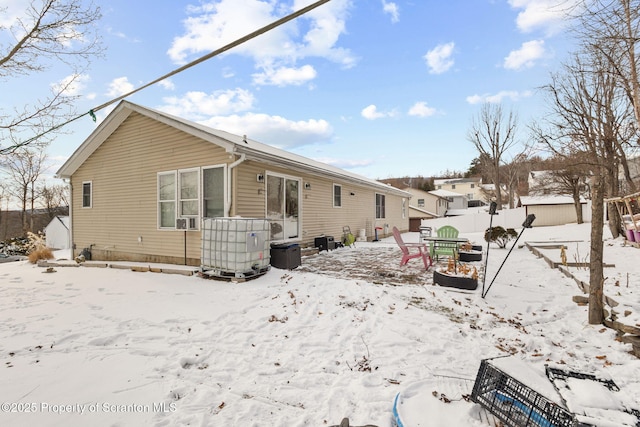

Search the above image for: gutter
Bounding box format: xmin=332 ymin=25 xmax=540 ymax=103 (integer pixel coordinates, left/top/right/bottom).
xmin=225 ymin=152 xmax=246 ymax=217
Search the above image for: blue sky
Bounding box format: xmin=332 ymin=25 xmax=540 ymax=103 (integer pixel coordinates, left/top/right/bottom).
xmin=3 ymin=0 xmax=577 ymax=181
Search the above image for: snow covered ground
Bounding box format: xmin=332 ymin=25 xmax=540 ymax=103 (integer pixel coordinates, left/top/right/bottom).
xmin=0 ymin=222 xmax=639 ymax=426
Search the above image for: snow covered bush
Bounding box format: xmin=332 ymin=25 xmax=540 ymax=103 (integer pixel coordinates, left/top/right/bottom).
xmin=484 ymin=226 xmax=517 ymax=249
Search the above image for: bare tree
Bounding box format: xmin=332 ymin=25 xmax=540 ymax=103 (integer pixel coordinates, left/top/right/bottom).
xmin=533 ymin=50 xmax=631 ymax=324
xmin=467 ymin=103 xmax=519 ymax=210
xmin=0 ymin=0 xmax=103 ymax=154
xmin=3 ymin=148 xmax=47 ymax=233
xmin=501 ymin=149 xmax=533 ymax=209
xmin=576 ymin=0 xmax=640 ymax=124
xmin=39 ymin=183 xmax=69 ymax=220
xmin=528 ymin=154 xmax=592 ymax=224
xmin=575 ymin=0 xmax=640 ymax=196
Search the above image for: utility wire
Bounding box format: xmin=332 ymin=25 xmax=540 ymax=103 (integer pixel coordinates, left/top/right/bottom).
xmin=1 ymin=0 xmax=332 ymax=155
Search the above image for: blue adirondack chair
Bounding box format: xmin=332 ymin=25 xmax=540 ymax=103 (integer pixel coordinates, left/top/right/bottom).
xmin=430 ymin=225 xmax=459 ymax=261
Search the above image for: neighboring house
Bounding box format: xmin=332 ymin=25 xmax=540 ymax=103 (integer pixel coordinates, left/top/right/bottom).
xmin=528 ymin=170 xmax=590 ymax=199
xmin=433 ymin=177 xmax=486 ymax=206
xmin=528 ymin=170 xmax=567 ymax=195
xmin=429 ymin=189 xmax=468 ymax=213
xmin=518 ymin=195 xmax=588 ymax=226
xmin=56 ymin=101 xmax=411 ymax=266
xmin=402 ymin=187 xmax=448 ymax=231
xmin=45 ymin=215 xmax=70 ymax=249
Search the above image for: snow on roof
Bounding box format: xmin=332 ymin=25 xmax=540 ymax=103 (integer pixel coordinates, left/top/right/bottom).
xmin=57 ymin=101 xmax=409 ymax=197
xmin=430 ymin=189 xmax=467 ymax=198
xmin=519 ymin=195 xmax=587 ymax=205
xmin=433 ymin=177 xmax=481 ymax=185
xmin=408 ymin=205 xmax=440 ymax=217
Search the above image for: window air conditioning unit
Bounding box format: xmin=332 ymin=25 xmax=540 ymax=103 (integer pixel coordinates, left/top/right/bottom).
xmin=176 ymin=217 xmax=199 ymax=230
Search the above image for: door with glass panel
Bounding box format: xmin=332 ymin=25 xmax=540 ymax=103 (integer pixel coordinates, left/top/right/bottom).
xmin=266 ymin=174 xmax=300 ymax=240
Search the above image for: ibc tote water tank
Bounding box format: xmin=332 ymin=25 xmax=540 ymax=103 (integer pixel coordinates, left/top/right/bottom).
xmin=201 ymin=217 xmax=271 ymax=279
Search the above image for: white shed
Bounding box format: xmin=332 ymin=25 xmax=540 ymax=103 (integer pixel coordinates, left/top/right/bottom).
xmin=518 ymin=195 xmax=588 ymax=226
xmin=45 ymin=216 xmax=70 ymax=249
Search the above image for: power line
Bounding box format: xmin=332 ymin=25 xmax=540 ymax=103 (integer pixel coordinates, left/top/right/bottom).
xmin=1 ymin=0 xmax=332 ymax=155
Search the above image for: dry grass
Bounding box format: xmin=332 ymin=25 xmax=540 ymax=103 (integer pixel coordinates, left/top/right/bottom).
xmin=25 ymin=231 xmax=54 ymax=264
xmin=27 ymin=247 xmax=54 ymax=264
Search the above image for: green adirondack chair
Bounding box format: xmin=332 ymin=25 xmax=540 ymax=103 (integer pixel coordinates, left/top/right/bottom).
xmin=430 ymin=225 xmax=459 ymax=261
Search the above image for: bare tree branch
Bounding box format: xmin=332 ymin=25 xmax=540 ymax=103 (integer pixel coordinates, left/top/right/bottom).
xmin=0 ymin=0 xmax=103 ymax=153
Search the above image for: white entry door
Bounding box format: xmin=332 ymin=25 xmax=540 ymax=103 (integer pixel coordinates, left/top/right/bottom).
xmin=266 ymin=174 xmax=300 ymax=241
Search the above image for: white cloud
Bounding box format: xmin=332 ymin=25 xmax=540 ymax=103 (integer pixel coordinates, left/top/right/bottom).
xmin=408 ymin=101 xmax=437 ymax=118
xmin=159 ymin=88 xmax=256 ymax=119
xmin=504 ymin=40 xmax=545 ymax=70
xmin=466 ymin=90 xmax=533 ymax=104
xmin=106 ymin=77 xmax=134 ymax=97
xmin=52 ymin=73 xmax=90 ymax=96
xmin=167 ymin=0 xmax=354 ymax=85
xmin=424 ymin=42 xmax=455 ymax=74
xmin=0 ymin=0 xmax=25 ymax=27
xmin=198 ymin=112 xmax=333 ymax=149
xmin=361 ymin=104 xmax=397 ymax=120
xmin=158 ymin=79 xmax=176 ymax=91
xmin=252 ymin=64 xmax=317 ymax=86
xmin=382 ymin=1 xmax=399 ymax=23
xmin=508 ymin=0 xmax=577 ymax=34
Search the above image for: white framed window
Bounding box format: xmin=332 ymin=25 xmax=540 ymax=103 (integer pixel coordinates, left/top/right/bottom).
xmin=375 ymin=193 xmax=386 ymax=219
xmin=158 ymin=171 xmax=177 ymax=229
xmin=402 ymin=198 xmax=406 ymax=219
xmin=82 ymin=181 xmax=92 ymax=208
xmin=179 ymin=168 xmax=199 ymax=218
xmin=202 ymin=166 xmax=225 ymax=218
xmin=158 ymin=166 xmax=226 ymax=230
xmin=333 ymin=184 xmax=342 ymax=207
xmin=418 ymin=198 xmax=425 ymax=207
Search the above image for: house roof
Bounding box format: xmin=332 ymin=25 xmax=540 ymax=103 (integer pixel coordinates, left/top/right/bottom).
xmin=519 ymin=195 xmax=587 ymax=206
xmin=45 ymin=215 xmax=69 ymax=230
xmin=401 ymin=187 xmax=448 ymax=201
xmin=57 ymin=101 xmax=409 ymax=197
xmin=408 ymin=205 xmax=440 ymax=217
xmin=429 ymin=189 xmax=467 ymax=199
xmin=433 ymin=177 xmax=481 ymax=185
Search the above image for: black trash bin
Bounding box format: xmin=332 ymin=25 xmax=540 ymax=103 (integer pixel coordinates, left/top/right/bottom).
xmin=314 ymin=236 xmax=335 ymax=251
xmin=270 ymin=243 xmax=301 ymax=270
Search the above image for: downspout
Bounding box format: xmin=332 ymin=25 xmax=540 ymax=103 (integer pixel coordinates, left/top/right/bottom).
xmin=63 ymin=178 xmax=73 ymax=261
xmin=226 ymin=152 xmax=246 ymax=217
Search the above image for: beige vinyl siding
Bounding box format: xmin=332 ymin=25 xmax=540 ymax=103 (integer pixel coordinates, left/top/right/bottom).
xmin=525 ymin=204 xmax=583 ymax=227
xmin=234 ymin=161 xmax=408 ymax=245
xmin=71 ymin=112 xmax=231 ymax=265
xmin=233 ymin=161 xmax=267 ymax=218
xmin=69 ymin=109 xmax=409 ymax=265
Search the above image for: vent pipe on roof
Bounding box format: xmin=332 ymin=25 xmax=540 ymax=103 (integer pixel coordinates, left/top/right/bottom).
xmin=225 ymin=153 xmax=246 ymax=217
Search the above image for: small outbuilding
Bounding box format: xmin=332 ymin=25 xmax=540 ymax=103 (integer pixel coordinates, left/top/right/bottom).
xmin=44 ymin=215 xmax=70 ymax=249
xmin=518 ymin=195 xmax=588 ymax=227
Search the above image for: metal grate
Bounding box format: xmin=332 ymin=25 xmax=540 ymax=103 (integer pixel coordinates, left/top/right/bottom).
xmin=471 ymin=359 xmax=575 ymax=427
